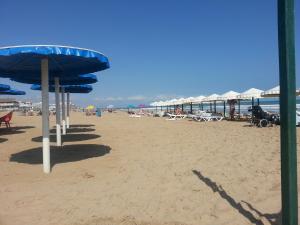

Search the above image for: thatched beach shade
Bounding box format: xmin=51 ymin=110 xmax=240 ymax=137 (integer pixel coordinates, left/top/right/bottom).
xmin=0 ymin=84 xmax=10 ymax=91
xmin=182 ymin=97 xmax=196 ymax=114
xmin=217 ymin=91 xmax=240 ymax=117
xmin=168 ymin=99 xmax=178 ymax=113
xmin=0 ymin=45 xmax=109 ymax=173
xmin=192 ymin=95 xmax=205 ymax=112
xmin=261 ymin=85 xmax=300 ymax=98
xmin=236 ymin=88 xmax=264 ymax=116
xmin=175 ymin=98 xmax=186 ymax=112
xmin=202 ymin=94 xmax=220 ymax=113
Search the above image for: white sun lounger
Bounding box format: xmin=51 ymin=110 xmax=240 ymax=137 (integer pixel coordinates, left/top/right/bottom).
xmin=193 ymin=112 xmax=223 ymax=122
xmin=166 ymin=113 xmax=187 ymax=120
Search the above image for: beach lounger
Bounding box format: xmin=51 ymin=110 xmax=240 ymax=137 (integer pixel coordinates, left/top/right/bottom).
xmin=193 ymin=112 xmax=223 ymax=122
xmin=166 ymin=113 xmax=187 ymax=120
xmin=0 ymin=111 xmax=13 ymax=128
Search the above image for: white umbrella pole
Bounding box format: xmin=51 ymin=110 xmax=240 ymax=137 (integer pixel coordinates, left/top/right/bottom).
xmin=54 ymin=77 xmax=61 ymax=146
xmin=61 ymin=87 xmax=66 ymax=135
xmin=66 ymin=92 xmax=70 ymax=129
xmin=41 ymin=58 xmax=50 ymax=173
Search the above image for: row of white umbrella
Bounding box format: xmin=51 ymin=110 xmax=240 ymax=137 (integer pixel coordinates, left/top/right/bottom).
xmin=150 ymin=86 xmax=290 ymax=107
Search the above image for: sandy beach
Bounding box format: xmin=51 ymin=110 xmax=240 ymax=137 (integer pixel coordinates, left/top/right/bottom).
xmin=0 ymin=111 xmax=299 ymax=225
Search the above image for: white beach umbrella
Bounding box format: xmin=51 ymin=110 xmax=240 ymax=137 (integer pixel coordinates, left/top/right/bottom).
xmin=193 ymin=95 xmax=206 ymax=103
xmin=261 ymin=86 xmax=280 ymax=97
xmin=202 ymin=93 xmax=220 ymax=102
xmin=168 ymin=98 xmax=179 ymax=106
xmin=183 ymin=97 xmax=196 ymax=104
xmin=176 ymin=98 xmax=186 ymax=105
xmin=262 ymin=85 xmax=300 ymax=97
xmin=237 ymin=88 xmax=264 ymax=99
xmin=217 ymin=91 xmax=240 ymax=101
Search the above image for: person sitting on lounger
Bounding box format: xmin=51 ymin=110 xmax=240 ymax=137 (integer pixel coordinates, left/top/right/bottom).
xmin=175 ymin=107 xmax=182 ymax=115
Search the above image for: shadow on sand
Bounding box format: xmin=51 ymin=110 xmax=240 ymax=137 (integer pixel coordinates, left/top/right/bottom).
xmin=192 ymin=170 xmax=281 ymax=225
xmin=10 ymin=144 xmax=111 ymax=168
xmin=69 ymin=124 xmax=95 ymax=128
xmin=50 ymin=127 xmax=95 ymax=134
xmin=0 ymin=126 xmax=35 ymax=135
xmin=31 ymin=133 xmax=101 ymax=143
xmin=0 ymin=137 xmax=8 ymax=143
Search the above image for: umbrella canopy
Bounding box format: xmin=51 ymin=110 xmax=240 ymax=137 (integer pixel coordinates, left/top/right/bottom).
xmin=193 ymin=95 xmax=206 ymax=103
xmin=172 ymin=98 xmax=185 ymax=105
xmin=31 ymin=84 xmax=93 ymax=93
xmin=127 ymin=104 xmax=135 ymax=108
xmin=0 ymin=83 xmax=10 ymax=91
xmin=0 ymin=45 xmax=110 ymax=174
xmin=182 ymin=97 xmax=196 ymax=104
xmin=261 ymin=86 xmax=280 ymax=97
xmin=0 ymin=89 xmax=26 ymax=95
xmin=0 ymin=45 xmax=109 ymax=78
xmin=86 ymin=105 xmax=95 ymax=110
xmin=10 ymin=73 xmax=98 ymax=85
xmin=168 ymin=99 xmax=178 ymax=106
xmin=236 ymin=88 xmax=264 ymax=99
xmin=217 ymin=91 xmax=240 ymax=101
xmin=202 ymin=94 xmax=220 ymax=102
xmin=261 ymin=85 xmax=300 ymax=97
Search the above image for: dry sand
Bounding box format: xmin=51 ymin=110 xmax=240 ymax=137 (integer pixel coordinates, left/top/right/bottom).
xmin=0 ymin=111 xmax=299 ymax=225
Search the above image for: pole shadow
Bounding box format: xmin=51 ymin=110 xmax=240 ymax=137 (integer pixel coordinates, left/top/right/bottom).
xmin=50 ymin=127 xmax=95 ymax=134
xmin=0 ymin=137 xmax=8 ymax=143
xmin=69 ymin=124 xmax=95 ymax=128
xmin=31 ymin=134 xmax=101 ymax=143
xmin=192 ymin=170 xmax=281 ymax=225
xmin=10 ymin=144 xmax=111 ymax=168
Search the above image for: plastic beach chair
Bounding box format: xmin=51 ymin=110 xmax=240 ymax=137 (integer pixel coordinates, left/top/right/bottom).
xmin=0 ymin=111 xmax=13 ymax=128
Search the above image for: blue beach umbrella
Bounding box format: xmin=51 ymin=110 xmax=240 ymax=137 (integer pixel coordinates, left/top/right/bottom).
xmin=14 ymin=74 xmax=98 ymax=143
xmin=31 ymin=84 xmax=93 ymax=141
xmin=0 ymin=45 xmax=110 ymax=173
xmin=10 ymin=73 xmax=98 ymax=85
xmin=0 ymin=89 xmax=26 ymax=95
xmin=31 ymin=84 xmax=93 ymax=93
xmin=0 ymin=84 xmax=10 ymax=91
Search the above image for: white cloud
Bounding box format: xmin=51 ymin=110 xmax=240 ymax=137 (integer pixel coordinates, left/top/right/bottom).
xmin=127 ymin=95 xmax=147 ymax=101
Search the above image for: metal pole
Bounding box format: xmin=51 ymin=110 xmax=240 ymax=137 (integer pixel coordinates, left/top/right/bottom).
xmin=223 ymin=101 xmax=226 ymax=117
xmin=54 ymin=77 xmax=61 ymax=146
xmin=41 ymin=58 xmax=50 ymax=173
xmin=278 ymin=0 xmax=298 ymax=224
xmin=182 ymin=104 xmax=184 ymax=112
xmin=238 ymin=99 xmax=241 ymax=117
xmin=61 ymin=87 xmax=66 ymax=135
xmin=66 ymin=92 xmax=70 ymax=128
xmin=210 ymin=102 xmax=212 ymax=112
xmin=257 ymin=98 xmax=260 ymax=105
xmin=251 ymin=97 xmax=254 ymax=121
xmin=214 ymin=101 xmax=216 ymax=113
xmin=201 ymin=102 xmax=203 ymax=111
xmin=190 ymin=102 xmax=193 ymax=114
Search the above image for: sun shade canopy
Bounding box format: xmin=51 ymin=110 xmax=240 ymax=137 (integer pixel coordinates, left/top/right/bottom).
xmin=0 ymin=89 xmax=26 ymax=95
xmin=0 ymin=83 xmax=10 ymax=91
xmin=0 ymin=45 xmax=110 ymax=79
xmin=10 ymin=73 xmax=98 ymax=85
xmin=31 ymin=84 xmax=93 ymax=93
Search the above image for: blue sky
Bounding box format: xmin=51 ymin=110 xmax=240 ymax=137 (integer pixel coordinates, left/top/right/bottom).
xmin=0 ymin=0 xmax=299 ymax=107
